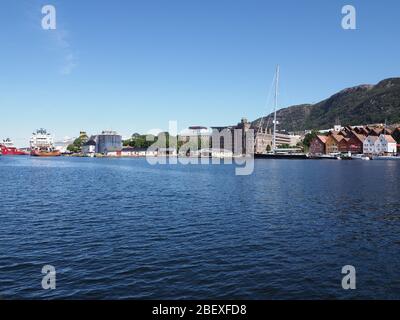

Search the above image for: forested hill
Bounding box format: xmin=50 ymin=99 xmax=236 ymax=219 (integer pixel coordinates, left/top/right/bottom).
xmin=252 ymin=78 xmax=400 ymax=132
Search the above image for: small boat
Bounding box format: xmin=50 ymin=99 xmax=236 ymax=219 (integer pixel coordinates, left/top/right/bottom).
xmin=308 ymin=154 xmax=341 ymax=160
xmin=352 ymin=154 xmax=370 ymax=161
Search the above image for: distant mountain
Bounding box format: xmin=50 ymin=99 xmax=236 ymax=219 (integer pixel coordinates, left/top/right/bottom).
xmin=252 ymin=78 xmax=400 ymax=132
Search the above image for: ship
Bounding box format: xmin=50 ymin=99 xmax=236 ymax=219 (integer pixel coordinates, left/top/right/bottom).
xmin=30 ymin=129 xmax=61 ymax=157
xmin=0 ymin=138 xmax=28 ymax=156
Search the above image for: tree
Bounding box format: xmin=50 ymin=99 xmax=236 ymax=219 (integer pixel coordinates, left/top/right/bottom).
xmin=67 ymin=144 xmax=79 ymax=153
xmin=65 ymin=137 xmax=85 ymax=154
xmin=302 ymin=130 xmax=319 ymax=148
xmin=123 ymin=134 xmax=158 ymax=149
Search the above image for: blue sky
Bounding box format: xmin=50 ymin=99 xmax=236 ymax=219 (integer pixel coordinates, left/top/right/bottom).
xmin=1 ymin=0 xmax=400 ymax=146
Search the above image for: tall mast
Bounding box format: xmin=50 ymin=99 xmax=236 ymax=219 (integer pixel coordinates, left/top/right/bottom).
xmin=272 ymin=65 xmax=279 ymax=152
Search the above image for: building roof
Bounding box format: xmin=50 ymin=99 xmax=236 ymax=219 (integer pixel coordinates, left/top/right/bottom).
xmin=189 ymin=126 xmax=208 ymax=130
xmin=365 ymin=135 xmax=379 ymax=142
xmin=330 ymin=134 xmax=344 ymax=143
xmin=381 ymin=134 xmax=396 ymax=143
xmin=122 ymin=147 xmax=147 ymax=152
xmin=316 ymin=135 xmax=327 ymax=143
xmin=353 ymin=133 xmax=367 ymax=143
xmin=83 ymin=140 xmax=96 ymax=146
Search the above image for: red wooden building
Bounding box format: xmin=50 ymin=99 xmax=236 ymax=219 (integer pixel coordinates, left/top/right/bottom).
xmin=309 ymin=135 xmax=327 ymax=155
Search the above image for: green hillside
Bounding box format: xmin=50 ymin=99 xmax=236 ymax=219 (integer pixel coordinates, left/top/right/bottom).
xmin=252 ymin=78 xmax=400 ymax=132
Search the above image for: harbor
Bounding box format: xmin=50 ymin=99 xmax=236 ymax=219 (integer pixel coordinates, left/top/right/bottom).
xmin=2 ymin=67 xmax=400 ymax=162
xmin=2 ymin=122 xmax=400 ymax=161
xmin=3 ymin=0 xmax=400 ymax=304
xmin=1 ymin=154 xmax=400 ymax=299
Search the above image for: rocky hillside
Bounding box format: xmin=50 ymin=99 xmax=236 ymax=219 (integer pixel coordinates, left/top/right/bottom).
xmin=252 ymin=78 xmax=400 ymax=132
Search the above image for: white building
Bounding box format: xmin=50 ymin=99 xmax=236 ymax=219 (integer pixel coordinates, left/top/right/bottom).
xmin=363 ymin=136 xmax=379 ymax=155
xmin=82 ymin=140 xmax=96 ymax=155
xmin=375 ymin=134 xmax=397 ymax=154
xmin=120 ymin=147 xmax=156 ymax=157
xmin=54 ymin=136 xmax=75 ymax=154
xmin=157 ymin=148 xmax=177 ymax=157
xmin=363 ymin=134 xmax=397 ymax=155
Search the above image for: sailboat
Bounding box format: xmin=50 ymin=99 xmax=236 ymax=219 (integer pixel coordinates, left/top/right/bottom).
xmin=255 ymin=66 xmax=308 ymax=159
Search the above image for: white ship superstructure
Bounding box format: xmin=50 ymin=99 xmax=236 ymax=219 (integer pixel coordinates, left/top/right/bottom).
xmin=30 ymin=128 xmax=55 ymax=151
xmin=2 ymin=138 xmax=15 ymax=148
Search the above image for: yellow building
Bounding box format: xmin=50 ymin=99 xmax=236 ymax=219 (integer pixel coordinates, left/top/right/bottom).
xmin=325 ymin=134 xmax=343 ymax=154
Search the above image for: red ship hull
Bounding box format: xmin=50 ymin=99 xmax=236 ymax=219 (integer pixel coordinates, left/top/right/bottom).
xmin=0 ymin=146 xmax=28 ymax=156
xmin=30 ymin=150 xmax=61 ymax=157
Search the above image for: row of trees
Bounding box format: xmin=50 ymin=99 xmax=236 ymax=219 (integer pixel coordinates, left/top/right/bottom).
xmin=123 ymin=133 xmax=202 ymax=150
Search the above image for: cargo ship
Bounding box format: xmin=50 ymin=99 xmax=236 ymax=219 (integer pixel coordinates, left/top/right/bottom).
xmin=30 ymin=128 xmax=61 ymax=157
xmin=0 ymin=138 xmax=28 ymax=155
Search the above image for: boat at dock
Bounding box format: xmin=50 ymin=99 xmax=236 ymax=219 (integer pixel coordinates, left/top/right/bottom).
xmin=351 ymin=154 xmax=371 ymax=161
xmin=254 ymin=66 xmax=309 ymax=160
xmin=255 ymin=153 xmax=308 ymax=159
xmin=31 ymin=149 xmax=61 ymax=157
xmin=308 ymin=154 xmax=340 ymax=160
xmin=0 ymin=138 xmax=28 ymax=156
xmin=371 ymin=155 xmax=400 ymax=160
xmin=30 ymin=128 xmax=61 ymax=157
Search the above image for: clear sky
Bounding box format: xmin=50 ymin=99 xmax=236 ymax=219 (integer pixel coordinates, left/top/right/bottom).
xmin=1 ymin=0 xmax=400 ymax=146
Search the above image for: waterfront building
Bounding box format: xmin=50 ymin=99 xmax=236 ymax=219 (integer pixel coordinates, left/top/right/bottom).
xmin=214 ymin=117 xmax=301 ymax=155
xmin=120 ymin=147 xmax=155 ymax=157
xmin=375 ymin=134 xmax=397 ymax=155
xmin=82 ymin=139 xmax=96 ymax=155
xmin=309 ymin=135 xmax=327 ymax=155
xmin=179 ymin=126 xmax=211 ymax=151
xmin=346 ymin=133 xmax=366 ymax=154
xmin=91 ymin=131 xmax=122 ymax=154
xmin=363 ymin=136 xmax=379 ymax=155
xmin=211 ymin=118 xmax=252 ymax=155
xmin=121 ymin=147 xmax=141 ymax=157
xmin=325 ymin=134 xmax=343 ymax=154
xmin=255 ymin=126 xmax=302 ymax=153
xmin=310 ymin=129 xmax=366 ymax=155
xmin=338 ymin=137 xmax=350 ymax=153
xmin=310 ymin=125 xmax=397 ymax=155
xmin=157 ymin=147 xmax=177 ymax=157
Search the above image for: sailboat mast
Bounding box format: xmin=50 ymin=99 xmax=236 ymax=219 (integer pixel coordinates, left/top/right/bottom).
xmin=272 ymin=65 xmax=279 ymax=152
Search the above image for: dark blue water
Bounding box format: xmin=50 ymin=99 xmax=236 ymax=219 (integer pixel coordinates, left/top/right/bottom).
xmin=1 ymin=156 xmax=400 ymax=299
